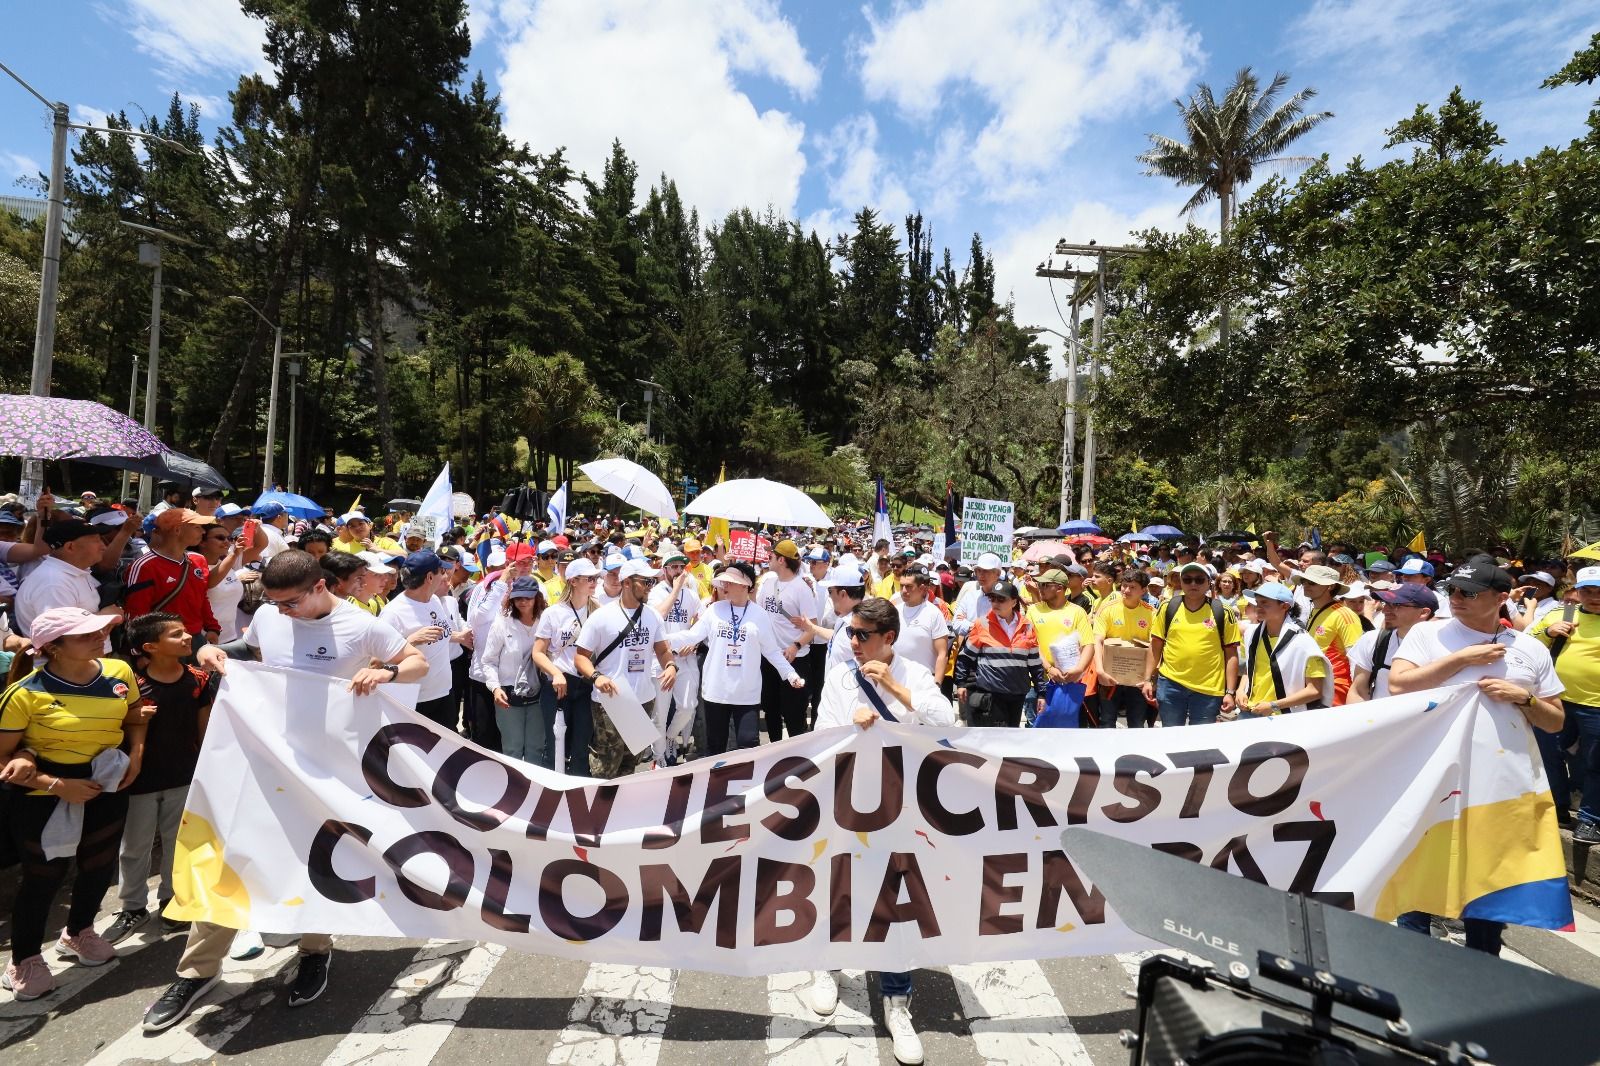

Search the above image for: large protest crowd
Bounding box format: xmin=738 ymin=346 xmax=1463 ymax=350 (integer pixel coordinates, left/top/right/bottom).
xmin=0 ymin=482 xmax=1595 ymax=1064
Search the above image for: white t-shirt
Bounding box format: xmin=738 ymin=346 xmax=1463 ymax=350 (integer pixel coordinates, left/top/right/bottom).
xmin=379 ymin=594 xmax=456 ymax=702
xmin=648 ymin=582 xmax=702 ymax=635
xmin=245 ymin=599 xmax=409 ymax=681
xmin=1349 ymin=626 xmax=1416 ymax=701
xmin=896 ymin=599 xmax=951 ymax=675
xmin=14 ymin=554 xmax=101 ymax=636
xmin=577 ymin=601 xmax=665 ymax=703
xmin=207 ymin=567 xmax=245 ymax=643
xmin=669 ymin=600 xmax=796 ymax=705
xmin=756 ymin=570 xmax=814 ymax=658
xmin=810 ymin=577 xmax=830 ymax=646
xmin=261 ymin=522 xmax=291 ymax=562
xmin=1395 ymin=619 xmax=1563 ymax=699
xmin=535 ymin=600 xmax=592 ymax=676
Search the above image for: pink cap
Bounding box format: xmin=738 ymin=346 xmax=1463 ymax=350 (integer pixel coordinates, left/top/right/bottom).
xmin=27 ymin=607 xmax=114 ymax=650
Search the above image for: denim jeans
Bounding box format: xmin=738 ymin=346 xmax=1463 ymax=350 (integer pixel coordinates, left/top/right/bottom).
xmin=496 ymin=699 xmax=541 ymax=763
xmin=879 ymin=970 xmax=912 ymax=997
xmin=1553 ymin=702 xmax=1600 ymax=826
xmin=1396 ymin=911 xmax=1503 ymax=956
xmin=1156 ymin=676 xmax=1222 ymax=727
xmin=1099 ymin=685 xmax=1147 ymax=728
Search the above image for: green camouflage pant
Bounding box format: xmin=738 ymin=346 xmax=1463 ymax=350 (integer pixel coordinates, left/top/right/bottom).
xmin=590 ymin=699 xmax=642 ymax=779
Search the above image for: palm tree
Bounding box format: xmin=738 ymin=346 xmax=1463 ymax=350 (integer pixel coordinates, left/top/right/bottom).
xmin=1139 ymin=68 xmax=1331 ymax=525
xmin=1139 ymin=68 xmax=1332 ymax=245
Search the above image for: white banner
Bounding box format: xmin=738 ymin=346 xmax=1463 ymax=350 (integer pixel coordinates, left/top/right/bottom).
xmin=959 ymin=497 xmax=1014 ymax=565
xmin=169 ymin=665 xmax=1570 ymax=976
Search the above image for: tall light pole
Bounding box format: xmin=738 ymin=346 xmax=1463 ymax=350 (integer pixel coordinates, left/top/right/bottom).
xmin=635 ymin=378 xmax=668 ymax=443
xmin=123 ymin=222 xmax=195 ymax=511
xmin=228 ymin=296 xmax=282 ymax=492
xmin=1 ymin=60 xmax=194 ymax=500
xmin=120 ymin=351 xmax=140 ymax=501
xmin=1025 ymin=322 xmax=1084 ymax=527
xmin=286 ymin=360 xmax=301 ymax=494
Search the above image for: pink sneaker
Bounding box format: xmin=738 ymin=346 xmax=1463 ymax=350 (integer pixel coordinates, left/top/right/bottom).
xmin=2 ymin=955 xmax=55 ymax=1000
xmin=57 ymin=927 xmax=116 ymax=966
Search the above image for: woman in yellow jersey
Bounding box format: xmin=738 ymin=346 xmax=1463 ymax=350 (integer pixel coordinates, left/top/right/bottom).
xmin=0 ymin=608 xmax=149 ymax=999
xmin=1230 ymin=582 xmax=1333 ymax=718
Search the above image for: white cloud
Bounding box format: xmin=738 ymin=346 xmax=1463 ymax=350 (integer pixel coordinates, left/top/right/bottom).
xmin=859 ymin=0 xmax=1202 ymax=203
xmin=1 ymin=152 xmax=44 ymax=189
xmin=813 ymin=114 xmax=912 ymax=226
xmin=120 ymin=0 xmax=270 ymax=80
xmin=495 ymin=0 xmax=818 ymax=222
xmin=72 ymin=104 xmax=113 ymax=130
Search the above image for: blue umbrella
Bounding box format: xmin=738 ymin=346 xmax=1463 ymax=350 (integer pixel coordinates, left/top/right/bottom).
xmin=1119 ymin=532 xmax=1157 ymax=544
xmin=252 ymin=489 xmax=324 ymax=520
xmin=1140 ymin=524 xmax=1186 ymax=540
xmin=1058 ymin=519 xmax=1103 ymax=536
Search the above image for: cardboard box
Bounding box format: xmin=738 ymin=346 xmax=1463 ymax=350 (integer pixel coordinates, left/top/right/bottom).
xmin=1101 ymin=639 xmax=1151 ymax=687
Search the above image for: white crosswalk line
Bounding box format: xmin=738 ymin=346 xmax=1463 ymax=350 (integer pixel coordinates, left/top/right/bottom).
xmin=80 ymin=944 xmax=297 ymax=1066
xmin=548 ymin=963 xmax=676 ymax=1066
xmin=765 ymin=970 xmax=879 ymax=1065
xmin=948 ymin=961 xmax=1096 ymax=1066
xmin=318 ymin=939 xmax=505 ymax=1066
xmin=0 ymin=923 xmax=170 ymax=1044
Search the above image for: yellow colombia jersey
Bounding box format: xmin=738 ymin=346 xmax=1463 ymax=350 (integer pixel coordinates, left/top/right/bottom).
xmin=1026 ymin=602 xmax=1093 ymax=672
xmin=872 ymin=572 xmax=898 ymax=600
xmin=1151 ymin=599 xmax=1241 ymax=697
xmin=1246 ymin=631 xmax=1327 ymax=704
xmin=1096 ymin=598 xmax=1155 ymax=643
xmin=330 ymin=538 xmax=365 ymax=554
xmin=0 ymin=659 xmax=141 ymax=790
xmin=1532 ymin=607 xmax=1600 ymax=707
xmin=537 ymin=570 xmax=566 ymax=604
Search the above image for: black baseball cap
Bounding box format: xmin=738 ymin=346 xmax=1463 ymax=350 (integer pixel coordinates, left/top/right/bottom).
xmin=44 ymin=518 xmax=100 ymax=547
xmin=1446 ymin=562 xmax=1514 ymax=595
xmin=990 ymin=579 xmax=1021 ymax=601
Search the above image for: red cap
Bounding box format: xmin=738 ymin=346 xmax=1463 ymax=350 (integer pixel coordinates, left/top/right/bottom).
xmin=506 ymin=543 xmax=537 ymax=562
xmin=552 ymin=534 xmax=570 ymax=549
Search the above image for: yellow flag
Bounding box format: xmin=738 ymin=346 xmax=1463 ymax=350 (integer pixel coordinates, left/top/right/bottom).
xmin=1130 ymin=519 xmax=1138 ymax=534
xmin=1408 ymin=530 xmax=1427 ymax=554
xmin=349 ymin=493 xmax=362 ymax=514
xmin=1246 ymin=522 xmax=1257 ymax=534
xmin=707 ymin=464 xmax=730 ymax=549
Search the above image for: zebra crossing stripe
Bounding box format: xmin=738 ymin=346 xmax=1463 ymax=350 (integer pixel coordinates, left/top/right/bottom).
xmin=80 ymin=944 xmax=297 ymax=1066
xmin=548 ymin=964 xmax=677 ymax=1066
xmin=948 ymin=960 xmax=1097 ymax=1065
xmin=319 ymin=939 xmax=505 ymax=1066
xmin=765 ymin=970 xmax=879 ymax=1065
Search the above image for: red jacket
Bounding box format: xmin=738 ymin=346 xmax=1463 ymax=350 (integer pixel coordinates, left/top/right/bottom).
xmin=124 ymin=550 xmax=220 ymax=636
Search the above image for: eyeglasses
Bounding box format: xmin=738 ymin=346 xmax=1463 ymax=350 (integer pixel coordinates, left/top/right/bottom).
xmin=1180 ymin=575 xmax=1209 ymax=585
xmin=845 ymin=626 xmax=881 ymax=642
xmin=265 ymin=581 xmax=322 ymax=611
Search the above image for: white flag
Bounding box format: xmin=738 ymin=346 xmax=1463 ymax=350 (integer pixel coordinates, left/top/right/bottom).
xmin=415 ymin=463 xmax=452 ymax=547
xmin=547 ymin=481 xmax=568 ymax=533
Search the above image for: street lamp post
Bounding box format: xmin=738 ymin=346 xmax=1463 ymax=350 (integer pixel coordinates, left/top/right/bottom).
xmin=120 ymin=351 xmax=140 ymax=501
xmin=635 ymin=378 xmax=667 ymax=442
xmin=286 ymin=360 xmax=301 ymax=494
xmin=227 ymin=295 xmax=309 ymax=494
xmin=1027 ymin=325 xmax=1078 ymax=526
xmin=1 ymin=60 xmax=195 ymax=501
xmin=123 ymin=222 xmax=196 ymax=511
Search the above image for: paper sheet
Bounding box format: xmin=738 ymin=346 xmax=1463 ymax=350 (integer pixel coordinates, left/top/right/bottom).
xmin=1050 ymin=635 xmax=1080 ymax=671
xmin=594 ymin=683 xmax=665 ymax=755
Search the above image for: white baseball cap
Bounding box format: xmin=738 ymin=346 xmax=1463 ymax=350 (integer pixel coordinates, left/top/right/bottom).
xmin=357 ymin=551 xmax=394 ymax=575
xmin=564 ymin=558 xmax=600 ymax=580
xmin=620 ymin=559 xmax=660 ymax=580
xmin=822 ymin=564 xmax=868 ymax=588
xmin=974 ymin=552 xmax=1003 ymax=570
xmin=1576 ymin=566 xmax=1600 ymax=590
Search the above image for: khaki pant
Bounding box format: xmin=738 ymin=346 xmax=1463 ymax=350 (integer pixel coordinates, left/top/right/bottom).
xmin=176 ymin=922 xmax=332 ymax=979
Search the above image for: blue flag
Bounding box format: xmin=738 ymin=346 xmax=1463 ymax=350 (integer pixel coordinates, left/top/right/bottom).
xmin=873 ymin=477 xmax=892 ymax=548
xmin=547 ymin=482 xmax=568 ymax=533
xmin=1310 ymin=527 xmax=1323 ymax=551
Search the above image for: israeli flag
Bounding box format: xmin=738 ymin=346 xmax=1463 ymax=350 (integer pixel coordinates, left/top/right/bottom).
xmin=547 ymin=481 xmax=568 ymax=533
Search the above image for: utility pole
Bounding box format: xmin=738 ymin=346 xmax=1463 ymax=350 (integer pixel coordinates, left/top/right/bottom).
xmin=123 ymin=222 xmax=197 ymax=511
xmin=286 ymin=360 xmax=301 ymax=494
xmin=1030 ymin=270 xmax=1094 ymax=527
xmin=635 ymin=378 xmax=667 ymax=443
xmin=1036 ymin=242 xmax=1145 ymax=525
xmin=120 ymin=352 xmax=140 ymax=501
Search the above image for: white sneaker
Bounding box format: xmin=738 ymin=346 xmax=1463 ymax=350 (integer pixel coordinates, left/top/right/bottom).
xmin=230 ymin=930 xmax=265 ymax=961
xmin=884 ymin=994 xmax=924 ymax=1064
xmin=807 ymin=969 xmax=838 ymax=1015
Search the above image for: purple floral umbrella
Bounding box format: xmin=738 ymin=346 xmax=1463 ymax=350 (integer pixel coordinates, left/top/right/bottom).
xmin=0 ymin=395 xmax=169 ymax=460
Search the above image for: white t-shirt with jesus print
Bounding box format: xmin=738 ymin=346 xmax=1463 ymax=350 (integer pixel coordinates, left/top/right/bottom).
xmin=577 ymin=601 xmax=666 ymax=704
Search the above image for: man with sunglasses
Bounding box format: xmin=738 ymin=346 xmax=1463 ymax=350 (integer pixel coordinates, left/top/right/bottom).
xmin=144 ymin=550 xmax=426 ymax=1032
xmin=806 ymin=596 xmax=952 ymax=1064
xmin=1348 ymin=584 xmax=1437 ymax=702
xmin=1141 ymin=562 xmax=1240 ymax=726
xmin=577 ymin=559 xmax=678 ymax=778
xmin=1389 ymin=557 xmax=1563 ymax=956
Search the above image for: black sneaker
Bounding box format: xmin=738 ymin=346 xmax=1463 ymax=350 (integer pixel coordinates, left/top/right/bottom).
xmin=156 ymin=901 xmax=186 ymax=934
xmin=101 ymin=908 xmax=149 ymax=945
xmin=142 ymin=975 xmax=220 ymax=1032
xmin=287 ymin=953 xmax=331 ymax=1007
xmin=1574 ymin=821 xmax=1600 ymax=845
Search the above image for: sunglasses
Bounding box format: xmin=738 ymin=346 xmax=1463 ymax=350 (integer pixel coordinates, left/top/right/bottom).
xmin=1180 ymin=575 xmax=1209 ymax=585
xmin=1448 ymin=586 xmax=1483 ymax=600
xmin=845 ymin=626 xmax=881 ymax=642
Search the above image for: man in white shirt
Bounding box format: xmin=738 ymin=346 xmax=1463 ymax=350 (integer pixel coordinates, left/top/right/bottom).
xmin=756 ymin=540 xmax=816 ymax=743
xmin=805 ymin=596 xmax=952 ymax=1065
xmin=952 ymin=551 xmax=1004 ymax=637
xmin=895 ymin=566 xmax=950 ymax=675
xmin=576 ymin=559 xmax=677 ymax=778
xmin=145 ymin=550 xmax=424 ymax=1032
xmin=1348 ymin=584 xmax=1437 ymax=702
xmin=1390 ymin=557 xmax=1564 ymax=957
xmin=252 ymin=502 xmax=293 ymax=562
xmin=647 ymin=550 xmax=703 ymax=764
xmin=381 ymin=550 xmax=471 ymax=732
xmin=14 ymin=519 xmax=117 ymax=636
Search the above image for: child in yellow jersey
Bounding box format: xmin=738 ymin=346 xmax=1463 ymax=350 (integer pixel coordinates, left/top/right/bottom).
xmin=1095 ymin=571 xmax=1157 ymax=727
xmin=0 ymin=608 xmax=149 ymax=999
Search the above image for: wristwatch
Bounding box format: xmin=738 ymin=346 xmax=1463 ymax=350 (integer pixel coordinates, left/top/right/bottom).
xmin=1523 ymin=692 xmax=1537 ymax=710
xmin=382 ymin=663 xmax=399 ymax=682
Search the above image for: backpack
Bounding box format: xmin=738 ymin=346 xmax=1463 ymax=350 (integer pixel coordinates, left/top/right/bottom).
xmin=1549 ymin=604 xmax=1579 ymax=663
xmin=1157 ymin=596 xmax=1231 ymax=672
xmin=1371 ymin=628 xmax=1395 ymax=686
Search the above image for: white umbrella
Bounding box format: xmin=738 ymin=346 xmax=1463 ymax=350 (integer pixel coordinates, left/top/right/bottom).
xmin=580 ymin=457 xmax=679 ymax=521
xmin=684 ymin=478 xmax=832 ymax=528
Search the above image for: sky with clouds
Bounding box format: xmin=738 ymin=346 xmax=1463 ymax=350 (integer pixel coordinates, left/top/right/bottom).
xmin=3 ymin=0 xmax=1596 ymax=369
